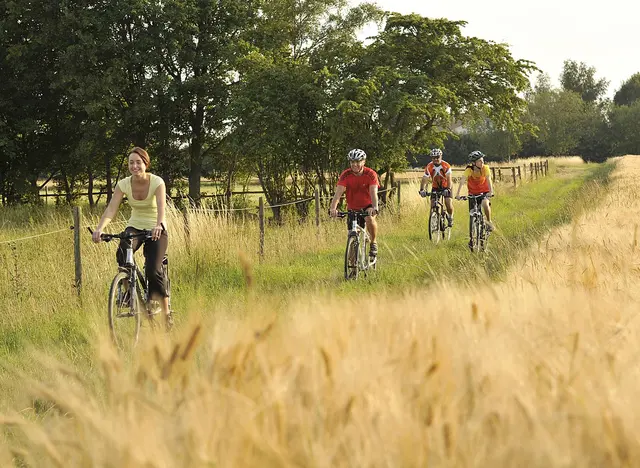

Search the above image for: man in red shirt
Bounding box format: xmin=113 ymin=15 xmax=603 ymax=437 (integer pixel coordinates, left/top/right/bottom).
xmin=329 ymin=148 xmax=380 ymax=258
xmin=419 ymin=148 xmax=454 ymax=227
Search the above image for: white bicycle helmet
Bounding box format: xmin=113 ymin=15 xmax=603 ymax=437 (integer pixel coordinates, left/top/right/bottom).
xmin=347 ymin=148 xmax=367 ymax=161
xmin=430 ymin=148 xmax=443 ymax=158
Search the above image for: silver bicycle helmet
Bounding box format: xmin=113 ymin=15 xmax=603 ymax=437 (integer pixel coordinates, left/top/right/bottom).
xmin=430 ymin=148 xmax=443 ymax=158
xmin=468 ymin=150 xmax=485 ymax=163
xmin=347 ymin=148 xmax=367 ymax=161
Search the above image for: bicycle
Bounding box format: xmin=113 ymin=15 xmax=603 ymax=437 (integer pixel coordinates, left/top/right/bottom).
xmin=336 ymin=209 xmax=377 ymax=280
xmin=457 ymin=194 xmax=492 ymax=253
xmin=424 ymin=190 xmax=452 ymax=243
xmin=89 ymin=228 xmax=171 ymax=349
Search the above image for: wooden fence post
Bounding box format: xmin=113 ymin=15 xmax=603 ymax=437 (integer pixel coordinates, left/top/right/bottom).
xmin=517 ymin=166 xmax=522 ymax=181
xmin=226 ymin=190 xmax=233 ymax=211
xmin=491 ymin=167 xmax=496 ymax=181
xmin=396 ymin=181 xmax=401 ymax=207
xmin=529 ymin=163 xmax=534 ymax=180
xmin=498 ymin=168 xmax=502 ymax=182
xmin=535 ymin=162 xmax=539 ymax=179
xmin=545 ymin=160 xmax=549 ymax=176
xmin=315 ymin=188 xmax=320 ymax=229
xmin=258 ymin=197 xmax=265 ymax=261
xmin=73 ymin=206 xmax=82 ymax=296
xmin=511 ymin=167 xmax=517 ymax=187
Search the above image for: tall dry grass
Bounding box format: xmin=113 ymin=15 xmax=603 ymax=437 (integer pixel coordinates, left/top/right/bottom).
xmin=3 ymin=157 xmax=639 ymax=466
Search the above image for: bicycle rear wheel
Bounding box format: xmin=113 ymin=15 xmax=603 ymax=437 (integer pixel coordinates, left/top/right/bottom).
xmin=344 ymin=235 xmax=359 ymax=280
xmin=362 ymin=233 xmax=371 ymax=275
xmin=440 ymin=210 xmax=451 ymax=241
xmin=108 ymin=271 xmax=141 ymax=349
xmin=428 ymin=208 xmax=441 ymax=243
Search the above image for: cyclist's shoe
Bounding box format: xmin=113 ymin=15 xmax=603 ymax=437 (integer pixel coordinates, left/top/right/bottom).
xmin=447 ymin=215 xmax=453 ymax=228
xmin=485 ymin=221 xmax=494 ymax=233
xmin=166 ymin=312 xmax=174 ymax=332
xmin=369 ymin=242 xmax=378 ymax=258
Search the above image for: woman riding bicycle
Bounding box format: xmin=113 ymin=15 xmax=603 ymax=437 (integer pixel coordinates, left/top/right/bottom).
xmin=455 ymin=150 xmax=495 ymax=232
xmin=92 ymin=147 xmax=172 ymax=329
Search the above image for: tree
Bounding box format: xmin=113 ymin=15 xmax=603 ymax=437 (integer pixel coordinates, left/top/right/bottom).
xmin=575 ymin=105 xmax=613 ymax=163
xmin=228 ymin=0 xmax=382 ymax=218
xmin=335 ymin=14 xmax=536 ymax=175
xmin=609 ymin=101 xmax=640 ymax=155
xmin=524 ymin=88 xmax=590 ymax=156
xmin=560 ymin=59 xmax=608 ymax=103
xmin=613 ymin=73 xmax=640 ymax=107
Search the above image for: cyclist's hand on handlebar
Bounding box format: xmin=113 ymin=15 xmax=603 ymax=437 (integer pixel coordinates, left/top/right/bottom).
xmin=151 ymin=223 xmax=164 ymax=241
xmin=418 ymin=189 xmax=427 ymax=198
xmin=455 ymin=196 xmax=462 ymax=201
xmin=329 ymin=208 xmax=338 ymax=218
xmin=92 ymin=228 xmax=103 ymax=243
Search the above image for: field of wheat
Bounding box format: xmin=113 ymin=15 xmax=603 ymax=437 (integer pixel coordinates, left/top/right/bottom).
xmin=0 ymin=157 xmax=638 ymax=466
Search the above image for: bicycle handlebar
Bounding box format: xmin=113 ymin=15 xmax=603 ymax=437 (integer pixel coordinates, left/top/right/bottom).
xmin=456 ymin=194 xmax=493 ymax=201
xmin=333 ymin=209 xmax=373 ymax=219
xmin=87 ymin=227 xmax=153 ymax=242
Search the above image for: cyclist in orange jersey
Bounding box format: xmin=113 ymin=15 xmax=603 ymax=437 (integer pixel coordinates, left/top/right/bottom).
xmin=419 ymin=148 xmax=454 ymax=227
xmin=455 ymin=150 xmax=494 ymax=231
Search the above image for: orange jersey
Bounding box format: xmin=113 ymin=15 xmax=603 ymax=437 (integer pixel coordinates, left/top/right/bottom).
xmin=424 ymin=161 xmax=452 ymax=189
xmin=463 ymin=165 xmax=492 ymax=194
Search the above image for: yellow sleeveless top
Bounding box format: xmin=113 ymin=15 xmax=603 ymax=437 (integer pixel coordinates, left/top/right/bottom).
xmin=117 ymin=174 xmax=164 ymax=230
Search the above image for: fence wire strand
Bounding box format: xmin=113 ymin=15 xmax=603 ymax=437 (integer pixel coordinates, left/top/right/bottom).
xmin=0 ymin=228 xmax=70 ymax=245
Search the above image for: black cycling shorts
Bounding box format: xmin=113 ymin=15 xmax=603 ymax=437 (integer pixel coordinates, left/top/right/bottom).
xmin=346 ymin=204 xmax=372 ymax=230
xmin=431 ymin=188 xmax=452 ymax=200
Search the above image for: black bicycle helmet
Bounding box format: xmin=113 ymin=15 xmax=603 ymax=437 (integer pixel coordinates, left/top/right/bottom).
xmin=468 ymin=150 xmax=485 ymax=163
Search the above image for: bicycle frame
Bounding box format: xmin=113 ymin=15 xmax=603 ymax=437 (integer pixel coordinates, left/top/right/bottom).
xmin=338 ymin=209 xmax=376 ymax=279
xmin=349 ymin=214 xmax=374 ymax=271
xmin=426 ymin=190 xmax=451 ymax=242
xmin=89 ymin=227 xmax=170 ymax=348
xmin=462 ymin=194 xmax=489 ymax=252
xmin=118 ymin=237 xmax=153 ymax=318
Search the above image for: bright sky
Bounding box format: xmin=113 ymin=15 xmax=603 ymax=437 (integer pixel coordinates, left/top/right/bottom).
xmin=361 ymin=0 xmax=639 ymax=98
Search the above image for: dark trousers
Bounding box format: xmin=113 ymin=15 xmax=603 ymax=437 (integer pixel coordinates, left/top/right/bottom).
xmin=116 ymin=227 xmax=169 ymax=299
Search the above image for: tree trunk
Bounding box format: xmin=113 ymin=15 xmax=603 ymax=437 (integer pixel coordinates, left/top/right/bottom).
xmin=104 ymin=154 xmax=113 ymax=203
xmin=188 ymin=105 xmax=205 ymax=205
xmin=87 ymin=166 xmax=95 ymax=208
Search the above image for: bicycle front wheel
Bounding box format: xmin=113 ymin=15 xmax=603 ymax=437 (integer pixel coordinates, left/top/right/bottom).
xmin=428 ymin=208 xmax=441 ymax=243
xmin=108 ymin=271 xmax=141 ymax=349
xmin=469 ymin=216 xmax=480 ymax=253
xmin=344 ymin=235 xmax=359 ymax=280
xmin=479 ymin=221 xmax=488 ymax=252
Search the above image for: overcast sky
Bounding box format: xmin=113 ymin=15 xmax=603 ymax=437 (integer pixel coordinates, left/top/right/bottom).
xmin=360 ymin=0 xmax=638 ymax=98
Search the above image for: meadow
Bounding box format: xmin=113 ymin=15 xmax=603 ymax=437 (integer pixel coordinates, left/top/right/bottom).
xmin=1 ymin=156 xmax=635 ymax=466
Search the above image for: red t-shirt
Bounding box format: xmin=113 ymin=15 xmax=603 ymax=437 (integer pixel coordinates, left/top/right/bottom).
xmin=337 ymin=167 xmax=380 ymax=210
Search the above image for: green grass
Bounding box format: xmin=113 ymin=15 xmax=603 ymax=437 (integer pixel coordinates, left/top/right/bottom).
xmin=0 ymin=159 xmax=617 ymax=409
